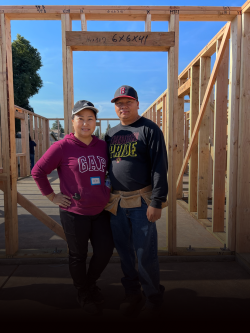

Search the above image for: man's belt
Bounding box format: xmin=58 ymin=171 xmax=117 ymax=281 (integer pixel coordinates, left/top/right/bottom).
xmin=105 ymin=184 xmax=167 ymax=216
xmin=113 ymin=184 xmax=152 ymax=197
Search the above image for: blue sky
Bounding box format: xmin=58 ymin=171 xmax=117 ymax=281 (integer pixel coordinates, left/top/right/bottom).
xmin=2 ymin=0 xmax=244 ymax=130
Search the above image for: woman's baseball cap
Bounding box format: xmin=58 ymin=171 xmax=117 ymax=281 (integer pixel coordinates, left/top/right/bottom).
xmin=111 ymin=85 xmax=138 ymax=103
xmin=72 ymin=100 xmax=99 ymax=115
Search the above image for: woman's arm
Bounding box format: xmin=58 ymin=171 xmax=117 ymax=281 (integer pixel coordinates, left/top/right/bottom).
xmin=31 ymin=142 xmax=63 ymax=196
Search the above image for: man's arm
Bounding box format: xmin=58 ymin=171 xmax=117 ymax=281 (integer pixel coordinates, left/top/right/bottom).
xmin=147 ymin=123 xmax=168 ymax=221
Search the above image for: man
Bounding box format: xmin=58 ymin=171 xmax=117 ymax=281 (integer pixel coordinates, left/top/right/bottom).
xmin=105 ymin=85 xmax=168 ymax=315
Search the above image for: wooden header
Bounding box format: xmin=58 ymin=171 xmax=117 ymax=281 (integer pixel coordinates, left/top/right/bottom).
xmin=66 ymin=31 xmax=175 ymax=51
xmin=0 ymin=5 xmax=241 ymax=21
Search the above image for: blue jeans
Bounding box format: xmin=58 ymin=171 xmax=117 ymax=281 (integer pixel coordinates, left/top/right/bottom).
xmin=110 ymin=197 xmax=164 ymax=307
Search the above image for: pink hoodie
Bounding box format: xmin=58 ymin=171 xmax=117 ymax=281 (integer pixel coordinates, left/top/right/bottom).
xmin=31 ymin=133 xmax=110 ymax=216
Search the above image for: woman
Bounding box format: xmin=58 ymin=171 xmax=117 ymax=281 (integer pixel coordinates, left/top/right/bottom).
xmin=31 ymin=100 xmax=114 ymax=315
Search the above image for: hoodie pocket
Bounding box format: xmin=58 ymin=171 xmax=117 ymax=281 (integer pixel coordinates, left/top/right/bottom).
xmin=76 ymin=185 xmax=110 ymax=209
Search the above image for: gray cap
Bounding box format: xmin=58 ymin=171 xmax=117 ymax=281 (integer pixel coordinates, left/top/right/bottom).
xmin=72 ymin=100 xmax=99 ymax=115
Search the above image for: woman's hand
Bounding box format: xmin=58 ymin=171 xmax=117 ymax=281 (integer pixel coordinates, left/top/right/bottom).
xmin=52 ymin=193 xmax=71 ymax=207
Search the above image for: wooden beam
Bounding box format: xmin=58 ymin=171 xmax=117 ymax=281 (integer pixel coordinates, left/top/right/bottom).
xmin=17 ymin=192 xmax=66 ymax=241
xmin=197 ymin=56 xmax=211 ymax=219
xmin=242 ymin=0 xmax=250 ymax=13
xmin=226 ymin=15 xmax=241 ymax=251
xmin=62 ymin=14 xmax=74 ymax=135
xmin=188 ymin=65 xmax=200 ymax=212
xmin=145 ymin=13 xmax=151 ymax=32
xmin=212 ymin=39 xmax=229 ymax=232
xmin=66 ymin=31 xmax=175 ymax=52
xmin=176 ymin=22 xmax=231 ymax=192
xmin=236 ymin=12 xmax=250 ymax=253
xmin=167 ymin=13 xmax=179 ymax=254
xmin=15 ymin=105 xmax=47 ymax=119
xmin=0 ymin=6 xmax=240 ymax=21
xmin=15 ymin=110 xmax=25 ymax=119
xmin=0 ymin=14 xmax=18 ymax=255
xmin=178 ymin=78 xmax=191 ymax=97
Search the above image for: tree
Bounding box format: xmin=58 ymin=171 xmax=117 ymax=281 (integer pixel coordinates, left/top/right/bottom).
xmin=12 ymin=34 xmax=43 ymax=112
xmin=51 ymin=121 xmax=64 ymax=133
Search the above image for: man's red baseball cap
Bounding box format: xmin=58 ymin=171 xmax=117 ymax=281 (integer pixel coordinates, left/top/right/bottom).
xmin=111 ymin=85 xmax=138 ymax=103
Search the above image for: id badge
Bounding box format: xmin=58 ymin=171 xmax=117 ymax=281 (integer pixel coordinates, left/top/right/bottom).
xmin=90 ymin=177 xmax=101 ymax=185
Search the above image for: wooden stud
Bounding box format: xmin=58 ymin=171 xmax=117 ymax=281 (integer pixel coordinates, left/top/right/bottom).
xmin=45 ymin=119 xmax=50 ymax=149
xmin=167 ymin=13 xmax=179 ymax=254
xmin=152 ymin=104 xmax=156 ymax=123
xmin=42 ymin=118 xmax=46 ymax=155
xmin=197 ymin=56 xmax=211 ymax=219
xmin=20 ymin=111 xmax=30 ymax=176
xmin=20 ymin=118 xmax=26 ymax=176
xmin=0 ymin=14 xmax=18 ymax=255
xmin=34 ymin=116 xmax=39 ymax=163
xmin=226 ymin=15 xmax=241 ymax=251
xmin=236 ymin=12 xmax=250 ymax=253
xmin=29 ymin=114 xmax=34 ymax=140
xmin=162 ymin=93 xmax=167 ymax=141
xmin=62 ymin=14 xmax=74 ymax=134
xmin=208 ymin=88 xmax=214 ymax=198
xmin=156 ymin=104 xmax=161 ymax=128
xmin=212 ymin=39 xmax=229 ymax=232
xmin=189 ymin=65 xmax=200 ymax=212
xmin=145 ymin=13 xmax=151 ymax=32
xmin=38 ymin=117 xmax=42 ymax=159
xmin=81 ymin=13 xmax=87 ymax=31
xmin=177 ymin=95 xmax=184 ymax=199
xmin=57 ymin=119 xmax=60 ymax=140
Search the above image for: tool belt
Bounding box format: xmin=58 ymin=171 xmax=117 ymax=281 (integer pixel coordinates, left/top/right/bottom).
xmin=104 ymin=184 xmax=168 ymax=216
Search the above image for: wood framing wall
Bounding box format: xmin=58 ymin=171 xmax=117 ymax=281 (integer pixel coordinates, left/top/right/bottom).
xmin=142 ymin=4 xmax=250 ymax=254
xmin=0 ymin=2 xmax=250 ymax=257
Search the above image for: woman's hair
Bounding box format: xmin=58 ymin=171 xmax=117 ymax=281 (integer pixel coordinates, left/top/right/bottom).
xmin=71 ymin=110 xmax=97 ymax=120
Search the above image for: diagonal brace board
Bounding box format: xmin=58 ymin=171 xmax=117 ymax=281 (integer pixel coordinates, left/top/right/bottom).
xmin=66 ymin=31 xmax=175 ymax=51
xmin=17 ymin=192 xmax=66 ymax=241
xmin=176 ymin=22 xmax=231 ymax=191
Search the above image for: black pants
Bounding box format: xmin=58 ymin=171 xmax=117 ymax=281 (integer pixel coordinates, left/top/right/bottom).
xmin=60 ymin=208 xmax=114 ymax=292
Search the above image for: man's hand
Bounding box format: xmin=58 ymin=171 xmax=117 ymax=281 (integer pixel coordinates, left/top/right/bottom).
xmin=146 ymin=206 xmax=162 ymax=223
